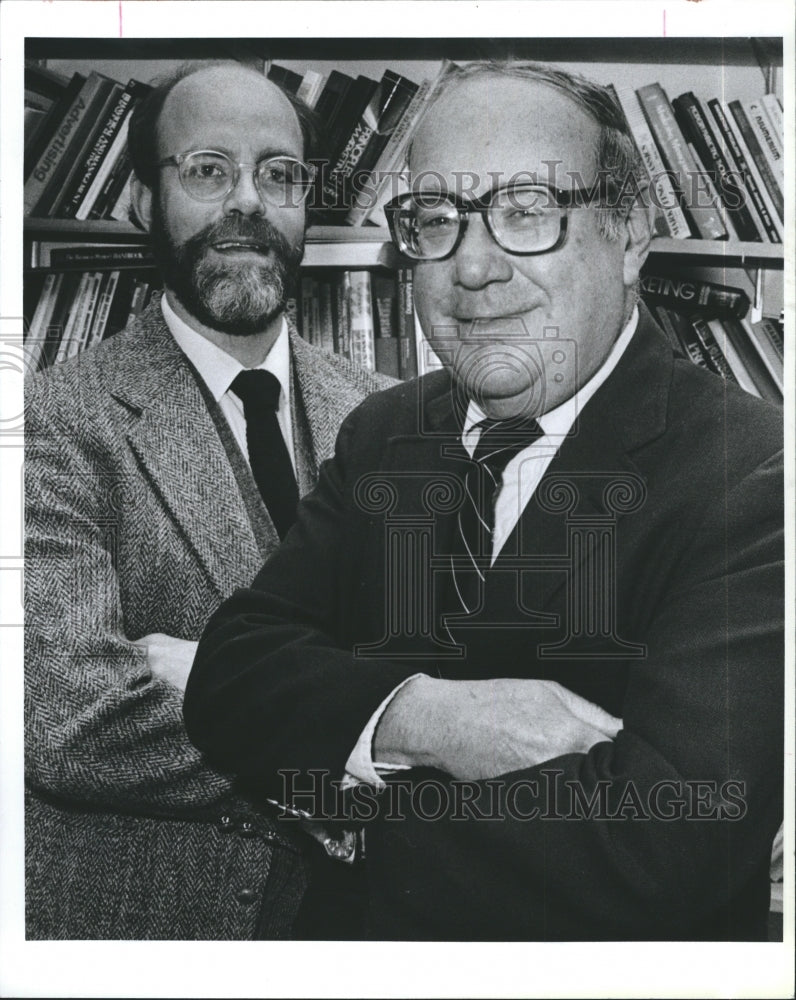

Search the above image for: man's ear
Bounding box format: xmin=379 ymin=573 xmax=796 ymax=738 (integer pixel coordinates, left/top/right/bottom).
xmin=622 ymin=187 xmax=656 ymax=287
xmin=130 ymin=177 xmax=154 ymax=233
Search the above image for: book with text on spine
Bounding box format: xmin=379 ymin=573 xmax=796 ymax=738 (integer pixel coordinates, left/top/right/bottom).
xmin=636 ymin=82 xmax=727 ymax=240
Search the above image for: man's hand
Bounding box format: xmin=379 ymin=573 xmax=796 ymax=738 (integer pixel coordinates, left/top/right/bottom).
xmin=134 ymin=633 xmax=198 ymax=692
xmin=374 ymin=675 xmax=622 ymax=781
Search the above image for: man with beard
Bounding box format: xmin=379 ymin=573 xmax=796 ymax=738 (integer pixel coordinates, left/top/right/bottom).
xmin=24 ymin=62 xmax=391 ymax=940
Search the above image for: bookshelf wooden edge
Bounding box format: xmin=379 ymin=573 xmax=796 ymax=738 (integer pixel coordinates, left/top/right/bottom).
xmin=24 ymin=221 xmax=784 ymax=271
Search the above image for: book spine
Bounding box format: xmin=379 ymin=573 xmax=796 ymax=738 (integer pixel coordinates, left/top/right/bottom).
xmin=76 ymin=114 xmax=131 ymax=220
xmin=334 ymin=273 xmax=351 ymax=359
xmin=85 ymin=270 xmax=121 ymax=350
xmin=24 ymin=72 xmax=85 ymax=179
xmin=125 ymin=278 xmax=152 ymax=327
xmin=347 ymin=271 xmax=375 ymax=372
xmin=705 ymin=317 xmax=759 ymax=396
xmin=659 ymin=306 xmax=716 ymax=371
xmin=62 ymin=88 xmax=134 ymax=218
xmin=396 ymin=267 xmax=418 ymax=379
xmin=636 ymin=83 xmax=727 ymax=239
xmin=347 ymin=75 xmax=434 ymax=226
xmin=740 ymin=316 xmax=784 ymax=392
xmin=728 ymin=100 xmax=783 ymax=222
xmin=69 ymin=272 xmax=104 ymax=358
xmin=688 ymin=315 xmax=738 ymax=383
xmin=300 ymin=276 xmax=317 ymax=344
xmin=708 ymin=99 xmax=781 ymax=244
xmin=296 ymin=69 xmax=325 ymax=109
xmin=46 ymin=246 xmax=154 ymax=269
xmin=108 ymin=173 xmax=135 ymax=223
xmin=24 ymin=272 xmax=61 ymax=374
xmin=671 ymin=92 xmax=761 ymax=242
xmin=317 ymin=279 xmax=335 ymax=353
xmin=54 ymin=271 xmax=91 ymax=364
xmin=611 ymin=86 xmax=691 ymax=238
xmin=91 ymin=148 xmax=132 ymax=219
xmin=24 ymin=75 xmax=103 ymax=213
xmin=742 ymin=97 xmax=784 ymax=190
xmin=372 ymin=273 xmax=400 ymax=378
xmin=29 ymin=75 xmax=116 ymax=217
xmin=760 ymin=94 xmax=783 ymax=141
xmin=640 ymin=274 xmax=749 ymax=318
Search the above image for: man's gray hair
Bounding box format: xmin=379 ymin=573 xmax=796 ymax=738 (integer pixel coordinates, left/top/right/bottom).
xmin=415 ymin=60 xmax=646 ymax=241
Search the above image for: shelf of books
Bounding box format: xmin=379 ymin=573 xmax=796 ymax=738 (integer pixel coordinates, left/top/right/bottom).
xmin=23 ymin=37 xmax=784 ymax=398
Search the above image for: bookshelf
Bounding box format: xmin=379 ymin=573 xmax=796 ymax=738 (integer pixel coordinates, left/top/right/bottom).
xmin=23 ymin=36 xmax=785 ymax=387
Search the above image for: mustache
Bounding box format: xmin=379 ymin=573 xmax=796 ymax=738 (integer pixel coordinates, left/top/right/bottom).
xmin=182 ymin=215 xmax=303 ymax=263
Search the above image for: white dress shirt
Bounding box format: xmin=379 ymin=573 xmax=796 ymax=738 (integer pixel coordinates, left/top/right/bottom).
xmin=345 ymin=306 xmax=640 ymax=785
xmin=161 ymin=292 xmax=296 ymax=472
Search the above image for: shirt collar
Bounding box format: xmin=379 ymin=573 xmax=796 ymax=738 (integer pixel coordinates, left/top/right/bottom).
xmin=462 ymin=305 xmax=639 ymax=444
xmin=160 ymin=291 xmax=290 ymax=403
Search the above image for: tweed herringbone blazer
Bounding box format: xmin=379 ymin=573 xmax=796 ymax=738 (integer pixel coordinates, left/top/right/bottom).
xmin=24 ymin=297 xmax=393 ymax=939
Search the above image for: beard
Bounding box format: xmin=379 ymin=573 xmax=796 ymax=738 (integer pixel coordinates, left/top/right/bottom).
xmin=150 ymin=206 xmax=304 ymax=336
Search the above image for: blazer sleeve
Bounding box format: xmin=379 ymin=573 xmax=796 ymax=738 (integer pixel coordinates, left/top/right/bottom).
xmin=25 ymin=379 xmax=236 ymax=816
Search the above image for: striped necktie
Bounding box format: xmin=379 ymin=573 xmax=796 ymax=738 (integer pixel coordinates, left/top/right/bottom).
xmin=450 ymin=414 xmax=544 ymax=614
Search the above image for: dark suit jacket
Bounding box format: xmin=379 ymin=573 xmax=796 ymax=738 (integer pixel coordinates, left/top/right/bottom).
xmin=185 ymin=308 xmax=784 ymax=940
xmin=25 ymin=297 xmax=393 ymax=939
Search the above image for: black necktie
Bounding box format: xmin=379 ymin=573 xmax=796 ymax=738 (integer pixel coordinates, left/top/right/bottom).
xmin=450 ymin=414 xmax=544 ymax=614
xmin=231 ymin=369 xmax=298 ymax=540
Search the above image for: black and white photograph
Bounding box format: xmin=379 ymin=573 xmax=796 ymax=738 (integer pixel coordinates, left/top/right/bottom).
xmin=0 ymin=1 xmax=792 ymax=997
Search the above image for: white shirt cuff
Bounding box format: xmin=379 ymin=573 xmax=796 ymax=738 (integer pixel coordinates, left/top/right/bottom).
xmin=343 ymin=673 xmax=427 ymax=787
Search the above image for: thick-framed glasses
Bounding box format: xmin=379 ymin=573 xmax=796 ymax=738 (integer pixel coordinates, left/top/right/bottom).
xmin=384 ymin=181 xmax=605 ymax=261
xmin=155 ymin=150 xmax=316 ymax=206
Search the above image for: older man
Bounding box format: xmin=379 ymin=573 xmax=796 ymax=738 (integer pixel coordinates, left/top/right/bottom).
xmin=24 ymin=61 xmax=391 ymax=940
xmin=185 ymin=63 xmax=783 ymax=940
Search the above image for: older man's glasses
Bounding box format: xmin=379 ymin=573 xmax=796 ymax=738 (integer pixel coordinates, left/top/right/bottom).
xmin=385 ymin=181 xmax=604 ymax=260
xmin=156 ymin=150 xmax=316 ymax=206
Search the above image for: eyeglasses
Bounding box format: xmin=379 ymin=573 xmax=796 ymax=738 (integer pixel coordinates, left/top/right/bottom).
xmin=384 ymin=181 xmax=605 ymax=261
xmin=155 ymin=150 xmax=316 ymax=206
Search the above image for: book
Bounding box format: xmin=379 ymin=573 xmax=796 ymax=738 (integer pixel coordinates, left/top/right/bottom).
xmin=90 ymin=146 xmax=133 ymax=219
xmin=688 ymin=315 xmax=739 ymax=384
xmin=317 ymin=278 xmax=335 ymax=353
xmin=48 ymin=81 xmax=127 ymax=218
xmin=654 ymin=306 xmax=714 ymax=371
xmin=671 ymin=92 xmax=761 ymax=242
xmin=266 ymin=64 xmax=303 ymax=95
xmin=349 ymin=60 xmax=456 ymax=228
xmin=636 ymin=82 xmax=727 ymax=240
xmin=103 ymin=271 xmax=140 ymax=338
xmin=347 ymin=271 xmax=376 ymax=372
xmin=740 ymin=97 xmax=784 ymax=192
xmin=24 ymin=272 xmax=62 ymax=374
xmin=25 ymin=73 xmax=118 ymax=216
xmin=314 ymin=70 xmax=355 ymax=135
xmin=319 ymin=74 xmax=380 ymax=204
xmin=296 ymin=69 xmax=326 ymax=109
xmin=340 ymin=70 xmax=419 ymax=211
xmin=727 ymin=100 xmax=783 ymax=224
xmin=705 ymin=317 xmax=760 ymax=396
xmin=24 ymin=71 xmax=85 ymax=176
xmin=334 ymin=272 xmax=351 ymax=359
xmin=54 ymin=271 xmax=93 ymax=364
xmin=707 ymin=99 xmax=781 ymax=243
xmin=740 ymin=317 xmax=784 ymax=393
xmin=760 ymin=94 xmax=783 ymax=142
xmin=76 ymin=114 xmax=132 ymax=219
xmin=640 ymin=273 xmax=750 ymax=318
xmin=720 ymin=316 xmax=782 ymax=403
xmin=84 ymin=270 xmax=122 ymax=350
xmin=396 ymin=267 xmax=418 ymax=379
xmin=31 ymin=243 xmax=155 ymax=270
xmin=25 ymin=62 xmax=70 ymax=102
xmin=372 ymin=273 xmax=400 ymax=378
xmin=64 ymin=79 xmax=150 ymax=219
xmin=611 ymin=86 xmax=690 ymax=239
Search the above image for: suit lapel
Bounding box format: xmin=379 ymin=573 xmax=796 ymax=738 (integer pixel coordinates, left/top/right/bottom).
xmin=107 ymin=302 xmax=264 ymax=598
xmin=506 ymin=307 xmax=674 ymax=619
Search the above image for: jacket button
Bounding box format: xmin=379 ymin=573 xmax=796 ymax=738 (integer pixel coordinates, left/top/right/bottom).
xmin=219 ymin=814 xmax=234 ymax=832
xmin=236 ymin=888 xmax=258 ymax=905
xmin=239 ymin=820 xmax=256 ymax=838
